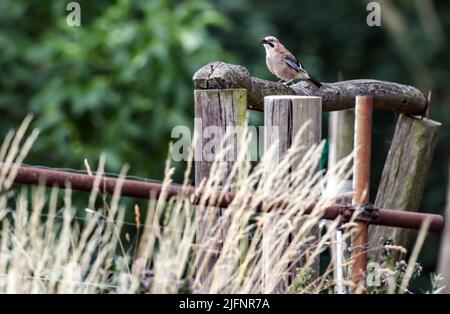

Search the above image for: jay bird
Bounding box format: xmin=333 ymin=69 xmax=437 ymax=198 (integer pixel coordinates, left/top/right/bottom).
xmin=261 ymin=36 xmax=322 ymax=88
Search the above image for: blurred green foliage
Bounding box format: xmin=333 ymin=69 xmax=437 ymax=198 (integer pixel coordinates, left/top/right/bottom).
xmin=1 ymin=0 xmax=450 ymax=291
xmin=214 ymin=0 xmax=450 ymax=291
xmin=0 ymin=0 xmax=231 ymax=178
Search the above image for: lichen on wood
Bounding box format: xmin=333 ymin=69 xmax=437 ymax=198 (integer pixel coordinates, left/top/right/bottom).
xmin=368 ymin=114 xmax=441 ymax=262
xmin=193 ymin=61 xmax=427 ymax=115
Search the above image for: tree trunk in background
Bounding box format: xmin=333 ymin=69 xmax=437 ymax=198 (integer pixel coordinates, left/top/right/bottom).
xmin=368 ymin=115 xmax=440 ymax=262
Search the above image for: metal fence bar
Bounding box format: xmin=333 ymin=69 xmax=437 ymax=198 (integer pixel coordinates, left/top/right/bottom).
xmin=352 ymin=96 xmax=373 ymax=291
xmin=2 ymin=163 xmax=444 ymax=232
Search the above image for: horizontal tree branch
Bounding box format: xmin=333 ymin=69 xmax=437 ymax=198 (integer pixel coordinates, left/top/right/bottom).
xmin=193 ymin=61 xmax=427 ymax=115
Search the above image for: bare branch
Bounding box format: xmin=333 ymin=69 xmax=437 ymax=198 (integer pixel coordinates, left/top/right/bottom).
xmin=193 ymin=61 xmax=427 ymax=115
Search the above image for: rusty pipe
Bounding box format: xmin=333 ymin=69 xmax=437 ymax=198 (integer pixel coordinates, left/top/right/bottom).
xmin=1 ymin=163 xmax=444 ymax=232
xmin=351 ymin=96 xmax=373 ymax=291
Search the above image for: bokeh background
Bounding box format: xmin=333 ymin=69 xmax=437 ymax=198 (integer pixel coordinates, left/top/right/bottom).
xmin=1 ymin=0 xmax=449 ymax=292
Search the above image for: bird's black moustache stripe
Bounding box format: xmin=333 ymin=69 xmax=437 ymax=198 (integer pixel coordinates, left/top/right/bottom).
xmin=261 ymin=38 xmax=275 ymax=47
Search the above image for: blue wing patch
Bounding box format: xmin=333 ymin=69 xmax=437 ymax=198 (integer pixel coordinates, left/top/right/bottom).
xmin=283 ymin=58 xmax=302 ymax=72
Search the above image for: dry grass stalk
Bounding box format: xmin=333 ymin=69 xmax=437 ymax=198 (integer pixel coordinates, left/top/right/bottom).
xmin=0 ymin=119 xmax=429 ymax=293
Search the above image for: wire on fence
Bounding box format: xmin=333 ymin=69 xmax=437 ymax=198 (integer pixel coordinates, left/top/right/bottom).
xmin=0 ymin=162 xmax=445 ymax=232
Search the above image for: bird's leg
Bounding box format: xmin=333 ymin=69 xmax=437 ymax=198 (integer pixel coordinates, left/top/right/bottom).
xmin=283 ymin=79 xmax=295 ymax=86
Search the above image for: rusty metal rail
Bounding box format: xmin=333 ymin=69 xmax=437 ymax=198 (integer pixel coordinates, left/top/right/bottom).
xmin=2 ymin=163 xmax=444 ymax=232
xmin=352 ymin=96 xmax=373 ymax=289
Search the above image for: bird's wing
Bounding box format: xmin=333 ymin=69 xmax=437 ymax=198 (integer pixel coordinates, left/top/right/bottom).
xmin=281 ymin=52 xmax=305 ymax=72
xmin=283 ymin=57 xmax=301 ymax=72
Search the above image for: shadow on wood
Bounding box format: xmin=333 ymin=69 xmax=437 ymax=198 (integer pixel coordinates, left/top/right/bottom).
xmin=369 ymin=114 xmax=440 ymax=263
xmin=193 ymin=61 xmax=427 ymax=114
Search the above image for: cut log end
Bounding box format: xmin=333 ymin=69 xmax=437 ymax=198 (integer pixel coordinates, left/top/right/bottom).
xmin=193 ymin=61 xmax=427 ymax=115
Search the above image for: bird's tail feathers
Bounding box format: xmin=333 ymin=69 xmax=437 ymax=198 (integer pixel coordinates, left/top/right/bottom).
xmin=307 ymin=76 xmax=322 ymax=88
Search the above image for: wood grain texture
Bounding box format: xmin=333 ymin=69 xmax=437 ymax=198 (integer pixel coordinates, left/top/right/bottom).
xmin=194 ymin=89 xmax=247 ymax=284
xmin=263 ymin=96 xmax=322 ymax=288
xmin=264 ymin=96 xmax=321 ymax=164
xmin=193 ymin=61 xmax=427 ymax=115
xmin=327 ymin=109 xmax=354 ymax=292
xmin=368 ymin=114 xmax=440 ymax=262
xmin=328 ymin=109 xmax=355 ymax=167
xmin=194 ymin=89 xmax=247 ymax=186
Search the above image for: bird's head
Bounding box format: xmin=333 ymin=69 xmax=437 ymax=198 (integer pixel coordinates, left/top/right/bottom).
xmin=261 ymin=36 xmax=280 ymax=53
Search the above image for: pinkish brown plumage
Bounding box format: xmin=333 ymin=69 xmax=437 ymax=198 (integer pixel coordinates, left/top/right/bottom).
xmin=261 ymin=36 xmax=322 ymax=88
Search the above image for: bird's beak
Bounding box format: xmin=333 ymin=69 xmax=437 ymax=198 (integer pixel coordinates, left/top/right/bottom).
xmin=261 ymin=38 xmax=268 ymax=44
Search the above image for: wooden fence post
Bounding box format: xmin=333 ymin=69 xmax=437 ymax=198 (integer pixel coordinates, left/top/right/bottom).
xmin=327 ymin=109 xmax=354 ymax=293
xmin=368 ymin=114 xmax=440 ymax=262
xmin=263 ymin=95 xmax=322 ymax=291
xmin=328 ymin=109 xmax=355 ymax=168
xmin=438 ymin=163 xmax=450 ymax=293
xmin=194 ymin=89 xmax=247 ymax=284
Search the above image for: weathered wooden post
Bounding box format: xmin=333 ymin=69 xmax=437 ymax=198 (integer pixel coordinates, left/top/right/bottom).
xmin=262 ymin=95 xmax=322 ymax=291
xmin=368 ymin=115 xmax=440 ymax=263
xmin=327 ymin=109 xmax=354 ymax=293
xmin=191 ymin=61 xmax=434 ymax=293
xmin=438 ymin=164 xmax=450 ymax=293
xmin=194 ymin=89 xmax=247 ymax=283
xmin=328 ymin=110 xmax=355 ymax=168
